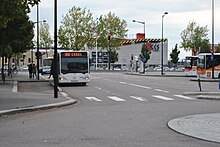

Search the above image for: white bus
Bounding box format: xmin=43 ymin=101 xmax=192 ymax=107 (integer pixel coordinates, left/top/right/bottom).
xmin=197 ymin=53 xmax=220 ymax=78
xmin=43 ymin=51 xmax=90 ymax=85
xmin=184 ymin=56 xmax=198 ymax=76
xmin=58 ymin=51 xmax=90 ymax=85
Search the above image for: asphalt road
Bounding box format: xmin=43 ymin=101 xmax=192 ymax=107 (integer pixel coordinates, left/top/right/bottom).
xmin=1 ymin=72 xmax=220 ymax=147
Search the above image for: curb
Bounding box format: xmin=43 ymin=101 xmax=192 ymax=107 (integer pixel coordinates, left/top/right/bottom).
xmin=125 ymin=72 xmax=187 ymax=77
xmin=0 ymin=97 xmax=77 ymax=116
xmin=184 ymin=91 xmax=220 ymax=100
xmin=190 ymin=78 xmax=220 ymax=82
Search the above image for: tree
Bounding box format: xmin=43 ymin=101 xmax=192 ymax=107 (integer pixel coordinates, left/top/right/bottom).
xmin=94 ymin=12 xmax=128 ymax=51
xmin=180 ymin=21 xmax=210 ymax=55
xmin=0 ymin=0 xmax=38 ymax=81
xmin=216 ymin=43 xmax=220 ymax=53
xmin=94 ymin=12 xmax=128 ymax=70
xmin=170 ymin=44 xmax=180 ymax=69
xmin=140 ymin=42 xmax=152 ymax=73
xmin=39 ymin=22 xmax=53 ymax=48
xmin=109 ymin=50 xmax=118 ymax=69
xmin=58 ymin=6 xmax=94 ymax=50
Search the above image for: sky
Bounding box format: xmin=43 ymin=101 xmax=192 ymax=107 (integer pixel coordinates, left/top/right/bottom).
xmin=29 ymin=0 xmax=220 ymax=60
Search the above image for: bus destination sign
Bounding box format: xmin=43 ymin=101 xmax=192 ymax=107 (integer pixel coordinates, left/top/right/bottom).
xmin=62 ymin=52 xmax=86 ymax=57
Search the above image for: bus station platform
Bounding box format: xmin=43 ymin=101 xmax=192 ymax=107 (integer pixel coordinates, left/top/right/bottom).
xmin=0 ymin=71 xmax=76 ymax=116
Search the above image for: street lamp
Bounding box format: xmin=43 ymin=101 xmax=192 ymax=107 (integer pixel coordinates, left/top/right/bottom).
xmin=161 ymin=12 xmax=168 ymax=75
xmin=211 ymin=0 xmax=215 ymax=79
xmin=36 ymin=3 xmax=46 ymax=80
xmin=132 ymin=20 xmax=146 ymax=38
xmin=33 ymin=19 xmax=46 ymax=69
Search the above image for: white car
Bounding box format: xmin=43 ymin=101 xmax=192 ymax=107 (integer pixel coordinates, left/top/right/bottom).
xmin=40 ymin=66 xmax=51 ymax=75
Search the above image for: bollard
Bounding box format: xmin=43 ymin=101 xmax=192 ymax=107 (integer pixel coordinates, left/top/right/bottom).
xmin=219 ymin=80 xmax=220 ymax=90
xmin=197 ymin=75 xmax=202 ymax=91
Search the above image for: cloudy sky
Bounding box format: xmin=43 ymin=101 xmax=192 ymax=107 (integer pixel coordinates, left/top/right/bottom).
xmin=29 ymin=0 xmax=220 ymax=59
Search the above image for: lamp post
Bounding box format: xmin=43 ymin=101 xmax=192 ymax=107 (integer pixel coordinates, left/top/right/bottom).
xmin=161 ymin=12 xmax=168 ymax=75
xmin=54 ymin=0 xmax=58 ymax=98
xmin=211 ymin=0 xmax=215 ymax=79
xmin=132 ymin=20 xmax=146 ymax=38
xmin=33 ymin=20 xmax=46 ymax=67
xmin=36 ymin=3 xmax=46 ymax=80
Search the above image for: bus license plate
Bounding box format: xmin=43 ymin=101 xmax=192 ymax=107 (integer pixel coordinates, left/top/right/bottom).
xmin=71 ymin=80 xmax=78 ymax=83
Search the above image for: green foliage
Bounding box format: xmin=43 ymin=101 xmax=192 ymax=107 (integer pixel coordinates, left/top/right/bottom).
xmin=39 ymin=22 xmax=53 ymax=48
xmin=180 ymin=21 xmax=210 ymax=54
xmin=95 ymin=12 xmax=128 ymax=51
xmin=170 ymin=44 xmax=180 ymax=65
xmin=0 ymin=0 xmax=37 ymax=55
xmin=217 ymin=43 xmax=220 ymax=53
xmin=58 ymin=6 xmax=94 ymax=50
xmin=141 ymin=42 xmax=152 ymax=63
xmin=109 ymin=50 xmax=118 ymax=63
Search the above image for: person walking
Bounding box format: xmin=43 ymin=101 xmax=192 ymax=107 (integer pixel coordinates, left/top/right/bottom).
xmin=32 ymin=64 xmax=37 ymax=79
xmin=28 ymin=64 xmax=33 ymax=78
xmin=48 ymin=61 xmax=53 ymax=79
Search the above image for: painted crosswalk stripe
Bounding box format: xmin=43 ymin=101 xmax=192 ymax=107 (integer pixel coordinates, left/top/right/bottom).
xmin=154 ymin=89 xmax=170 ymax=93
xmin=152 ymin=95 xmax=174 ymax=101
xmin=130 ymin=96 xmax=147 ymax=101
xmin=85 ymin=97 xmax=102 ymax=102
xmin=108 ymin=96 xmax=126 ymax=102
xmin=174 ymin=95 xmax=195 ymax=100
xmin=129 ymin=83 xmax=151 ymax=89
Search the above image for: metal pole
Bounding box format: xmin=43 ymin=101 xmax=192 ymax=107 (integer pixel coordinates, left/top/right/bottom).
xmin=96 ymin=35 xmax=98 ymax=70
xmin=212 ymin=0 xmax=215 ymax=79
xmin=161 ymin=16 xmax=164 ymax=75
xmin=144 ymin=22 xmax=146 ymax=38
xmin=37 ymin=4 xmax=40 ymax=80
xmin=161 ymin=12 xmax=168 ymax=75
xmin=54 ymin=0 xmax=58 ymax=98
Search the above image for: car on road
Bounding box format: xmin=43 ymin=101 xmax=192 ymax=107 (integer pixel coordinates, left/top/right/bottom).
xmin=40 ymin=66 xmax=51 ymax=75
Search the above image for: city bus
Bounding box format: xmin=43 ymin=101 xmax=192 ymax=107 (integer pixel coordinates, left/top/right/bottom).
xmin=184 ymin=56 xmax=198 ymax=76
xmin=197 ymin=53 xmax=220 ymax=78
xmin=42 ymin=51 xmax=90 ymax=85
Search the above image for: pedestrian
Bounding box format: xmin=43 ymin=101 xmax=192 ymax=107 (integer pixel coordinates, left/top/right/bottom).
xmin=32 ymin=64 xmax=37 ymax=79
xmin=48 ymin=61 xmax=53 ymax=79
xmin=28 ymin=64 xmax=33 ymax=78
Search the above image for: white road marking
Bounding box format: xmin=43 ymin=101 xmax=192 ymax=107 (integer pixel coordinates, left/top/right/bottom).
xmin=154 ymin=89 xmax=170 ymax=93
xmin=119 ymin=82 xmax=127 ymax=85
xmin=85 ymin=97 xmax=102 ymax=102
xmin=108 ymin=96 xmax=126 ymax=102
xmin=130 ymin=96 xmax=147 ymax=101
xmin=174 ymin=95 xmax=195 ymax=100
xmin=94 ymin=87 xmax=102 ymax=90
xmin=152 ymin=95 xmax=174 ymax=101
xmin=129 ymin=83 xmax=151 ymax=89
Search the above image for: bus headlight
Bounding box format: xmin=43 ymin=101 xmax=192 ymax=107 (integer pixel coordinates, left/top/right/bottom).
xmin=84 ymin=74 xmax=90 ymax=80
xmin=59 ymin=76 xmax=66 ymax=81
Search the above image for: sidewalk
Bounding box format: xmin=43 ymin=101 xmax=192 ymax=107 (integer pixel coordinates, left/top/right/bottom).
xmin=0 ymin=71 xmax=76 ymax=115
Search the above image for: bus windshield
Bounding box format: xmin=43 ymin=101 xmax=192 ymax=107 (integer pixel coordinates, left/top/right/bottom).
xmin=61 ymin=57 xmax=88 ymax=74
xmin=185 ymin=56 xmax=198 ymax=68
xmin=197 ymin=55 xmax=205 ymax=69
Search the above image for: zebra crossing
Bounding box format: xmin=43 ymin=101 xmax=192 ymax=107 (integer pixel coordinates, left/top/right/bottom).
xmin=84 ymin=95 xmax=195 ymax=102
